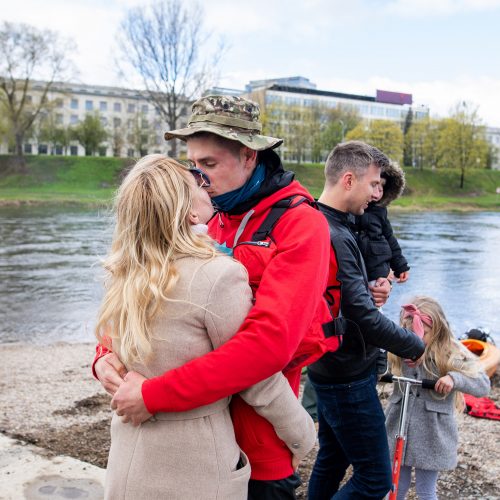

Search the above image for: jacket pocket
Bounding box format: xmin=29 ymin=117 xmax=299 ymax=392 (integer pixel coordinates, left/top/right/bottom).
xmin=425 ymin=398 xmax=452 ymax=415
xmin=367 ymin=239 xmax=392 ymax=256
xmin=233 ymin=240 xmax=278 ymax=294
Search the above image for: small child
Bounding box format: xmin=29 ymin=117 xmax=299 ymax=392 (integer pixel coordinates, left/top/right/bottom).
xmin=356 ymin=161 xmax=410 ymax=285
xmin=385 ymin=296 xmax=490 ymax=500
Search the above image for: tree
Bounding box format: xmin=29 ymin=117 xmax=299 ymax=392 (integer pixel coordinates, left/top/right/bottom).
xmin=118 ymin=0 xmax=224 ymax=156
xmin=127 ymin=112 xmax=152 ymax=157
xmin=71 ymin=113 xmax=108 ymax=156
xmin=436 ymin=102 xmax=489 ymax=188
xmin=0 ymin=22 xmax=75 ymax=169
xmin=37 ymin=111 xmax=71 ymax=154
xmin=402 ymin=107 xmax=413 ymax=166
xmin=346 ymin=120 xmax=404 ymax=164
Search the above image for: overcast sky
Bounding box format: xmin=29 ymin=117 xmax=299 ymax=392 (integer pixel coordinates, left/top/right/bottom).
xmin=2 ymin=0 xmax=500 ymax=126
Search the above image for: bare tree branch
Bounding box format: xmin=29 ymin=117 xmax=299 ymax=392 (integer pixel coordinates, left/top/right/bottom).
xmin=116 ymin=0 xmax=226 ymax=155
xmin=0 ymin=21 xmax=76 ymax=169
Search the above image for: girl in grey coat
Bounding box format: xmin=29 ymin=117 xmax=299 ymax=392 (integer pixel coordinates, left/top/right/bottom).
xmin=385 ymin=296 xmax=490 ymax=500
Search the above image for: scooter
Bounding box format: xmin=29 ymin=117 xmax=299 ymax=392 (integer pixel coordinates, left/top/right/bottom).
xmin=380 ymin=373 xmax=437 ymax=500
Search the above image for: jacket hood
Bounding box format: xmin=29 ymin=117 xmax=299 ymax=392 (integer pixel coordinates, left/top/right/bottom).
xmin=379 ymin=161 xmax=405 ymax=207
xmin=227 ymin=149 xmax=313 ymax=215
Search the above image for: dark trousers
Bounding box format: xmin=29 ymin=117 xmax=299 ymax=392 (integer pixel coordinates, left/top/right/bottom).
xmin=248 ymin=473 xmax=302 ymax=500
xmin=307 ymin=373 xmax=392 ymax=500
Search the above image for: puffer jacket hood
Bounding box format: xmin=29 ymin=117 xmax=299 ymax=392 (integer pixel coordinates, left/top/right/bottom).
xmin=379 ymin=161 xmax=405 ymax=207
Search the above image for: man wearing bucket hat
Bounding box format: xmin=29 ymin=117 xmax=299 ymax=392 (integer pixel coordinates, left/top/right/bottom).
xmin=94 ymin=95 xmax=341 ymax=498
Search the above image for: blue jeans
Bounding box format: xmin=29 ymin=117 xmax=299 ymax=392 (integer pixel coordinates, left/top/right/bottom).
xmin=307 ymin=373 xmax=392 ymax=500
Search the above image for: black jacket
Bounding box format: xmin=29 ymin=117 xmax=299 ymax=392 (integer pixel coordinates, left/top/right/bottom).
xmin=308 ymin=203 xmax=424 ymax=383
xmin=355 ymin=204 xmax=410 ymax=281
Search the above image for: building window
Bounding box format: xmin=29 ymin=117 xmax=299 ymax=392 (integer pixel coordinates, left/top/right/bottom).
xmin=56 ymin=114 xmax=64 ymax=125
xmin=85 ymin=100 xmax=93 ymax=111
xmin=98 ymin=146 xmax=107 ymax=157
xmin=26 ymin=95 xmax=33 ymax=104
xmin=24 ymin=143 xmax=32 ymax=154
xmin=100 ymin=116 xmax=108 ymax=126
xmin=70 ymin=145 xmax=78 ymax=156
xmin=114 ymin=102 xmax=122 ymax=112
xmin=56 ymin=98 xmax=64 ymax=108
xmin=113 ymin=117 xmax=122 ymax=127
xmin=127 ymin=148 xmax=135 ymax=157
xmin=127 ymin=103 xmax=136 ymax=113
xmin=70 ymin=115 xmax=78 ymax=124
xmin=141 ymin=104 xmax=148 ymax=114
xmin=38 ymin=144 xmax=48 ymax=154
xmin=55 ymin=145 xmax=63 ymax=155
xmin=71 ymin=98 xmax=78 ymax=109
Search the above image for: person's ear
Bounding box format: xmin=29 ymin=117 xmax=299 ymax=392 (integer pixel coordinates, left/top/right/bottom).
xmin=241 ymin=147 xmax=258 ymax=169
xmin=188 ymin=210 xmax=199 ymax=225
xmin=343 ymin=172 xmax=355 ymax=190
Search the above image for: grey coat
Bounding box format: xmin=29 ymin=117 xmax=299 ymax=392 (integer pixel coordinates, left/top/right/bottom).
xmin=105 ymin=255 xmax=316 ymax=500
xmin=385 ymin=360 xmax=490 ymax=471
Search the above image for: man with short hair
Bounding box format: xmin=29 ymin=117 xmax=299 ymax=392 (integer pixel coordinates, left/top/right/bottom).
xmin=94 ymin=95 xmax=342 ymax=499
xmin=307 ymin=141 xmax=425 ymax=499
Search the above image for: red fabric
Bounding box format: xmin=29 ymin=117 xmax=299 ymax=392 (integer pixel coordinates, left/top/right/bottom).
xmin=92 ymin=342 xmax=111 ymax=379
xmin=464 ymin=394 xmax=500 ymax=420
xmin=141 ymin=181 xmax=333 ymax=479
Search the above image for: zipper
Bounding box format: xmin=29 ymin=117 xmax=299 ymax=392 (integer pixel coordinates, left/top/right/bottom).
xmin=234 ymin=240 xmax=271 ymax=248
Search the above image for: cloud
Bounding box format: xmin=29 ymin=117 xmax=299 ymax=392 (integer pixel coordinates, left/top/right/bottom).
xmin=385 ymin=0 xmax=500 ymax=17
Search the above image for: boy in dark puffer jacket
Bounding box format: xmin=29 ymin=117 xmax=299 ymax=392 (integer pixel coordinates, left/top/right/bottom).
xmin=355 ymin=160 xmax=410 ymax=285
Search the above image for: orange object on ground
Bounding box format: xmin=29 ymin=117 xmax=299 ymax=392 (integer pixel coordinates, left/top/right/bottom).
xmin=460 ymin=339 xmax=500 ymax=378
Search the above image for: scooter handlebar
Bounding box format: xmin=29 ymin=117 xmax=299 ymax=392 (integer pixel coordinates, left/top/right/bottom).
xmin=379 ymin=373 xmax=438 ymax=390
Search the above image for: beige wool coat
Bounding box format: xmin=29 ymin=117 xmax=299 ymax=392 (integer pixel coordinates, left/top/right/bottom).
xmin=105 ymin=255 xmax=316 ymax=500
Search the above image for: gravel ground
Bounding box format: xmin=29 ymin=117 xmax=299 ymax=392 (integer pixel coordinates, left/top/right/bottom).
xmin=0 ymin=342 xmax=498 ymax=498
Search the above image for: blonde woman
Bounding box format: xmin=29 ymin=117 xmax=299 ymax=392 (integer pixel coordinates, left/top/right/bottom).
xmin=385 ymin=296 xmax=490 ymax=500
xmin=95 ymin=155 xmax=316 ymax=500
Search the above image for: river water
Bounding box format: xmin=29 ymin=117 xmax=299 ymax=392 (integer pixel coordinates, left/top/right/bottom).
xmin=1 ymin=207 xmax=499 ymax=345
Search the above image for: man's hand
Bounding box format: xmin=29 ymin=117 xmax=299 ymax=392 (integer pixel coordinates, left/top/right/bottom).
xmin=369 ymin=278 xmax=391 ymax=307
xmin=111 ymin=371 xmax=152 ymax=426
xmin=435 ymin=374 xmax=454 ymax=395
xmin=397 ymin=271 xmax=410 ymax=283
xmin=95 ymin=352 xmax=127 ymax=396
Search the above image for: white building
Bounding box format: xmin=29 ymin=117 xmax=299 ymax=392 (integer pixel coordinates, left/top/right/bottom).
xmin=485 ymin=126 xmax=500 ymax=170
xmin=0 ymin=81 xmax=189 ymax=157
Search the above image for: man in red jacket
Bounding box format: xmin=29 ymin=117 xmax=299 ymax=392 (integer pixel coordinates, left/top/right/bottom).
xmin=94 ymin=95 xmax=338 ymax=498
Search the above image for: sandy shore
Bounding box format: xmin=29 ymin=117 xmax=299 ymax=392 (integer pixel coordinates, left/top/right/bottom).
xmin=0 ymin=342 xmax=499 ymax=499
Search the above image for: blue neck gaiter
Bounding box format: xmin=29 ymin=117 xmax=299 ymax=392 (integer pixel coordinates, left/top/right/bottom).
xmin=212 ymin=163 xmax=266 ymax=212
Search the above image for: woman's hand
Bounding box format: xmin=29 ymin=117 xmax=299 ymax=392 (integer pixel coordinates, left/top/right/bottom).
xmin=95 ymin=352 xmax=127 ymax=396
xmin=292 ymin=455 xmax=301 ymax=471
xmin=434 ymin=375 xmax=454 ymax=395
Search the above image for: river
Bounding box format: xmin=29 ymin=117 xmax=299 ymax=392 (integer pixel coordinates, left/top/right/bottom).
xmin=0 ymin=207 xmax=499 ymax=345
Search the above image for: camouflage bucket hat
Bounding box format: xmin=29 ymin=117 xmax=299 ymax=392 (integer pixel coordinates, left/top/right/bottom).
xmin=164 ymin=95 xmax=283 ymax=151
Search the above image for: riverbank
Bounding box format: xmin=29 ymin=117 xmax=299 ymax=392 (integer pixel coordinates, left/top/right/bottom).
xmin=0 ymin=342 xmax=498 ymax=498
xmin=1 ymin=155 xmax=499 ymax=210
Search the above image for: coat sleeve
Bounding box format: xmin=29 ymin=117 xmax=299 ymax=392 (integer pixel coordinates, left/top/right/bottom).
xmin=142 ymin=206 xmax=331 ymax=413
xmin=382 ymin=215 xmax=410 ymax=277
xmin=448 ymin=369 xmax=491 ymax=397
xmin=334 ymin=235 xmax=424 ymax=360
xmin=201 ymin=258 xmax=316 ymax=460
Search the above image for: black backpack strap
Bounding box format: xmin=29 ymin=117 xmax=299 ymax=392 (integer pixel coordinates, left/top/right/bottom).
xmin=251 ymin=196 xmax=308 ymax=242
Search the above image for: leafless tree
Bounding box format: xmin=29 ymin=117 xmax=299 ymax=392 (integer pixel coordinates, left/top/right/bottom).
xmin=0 ymin=22 xmax=75 ymax=170
xmin=118 ymin=0 xmax=224 ymax=156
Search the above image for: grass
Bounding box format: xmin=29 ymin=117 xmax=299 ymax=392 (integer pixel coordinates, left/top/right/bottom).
xmin=0 ymin=155 xmax=132 ymax=205
xmin=0 ymin=155 xmax=499 ymax=210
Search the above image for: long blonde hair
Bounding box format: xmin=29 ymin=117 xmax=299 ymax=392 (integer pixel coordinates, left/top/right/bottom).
xmin=389 ymin=296 xmax=483 ymax=410
xmin=95 ymin=154 xmax=216 ymax=365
